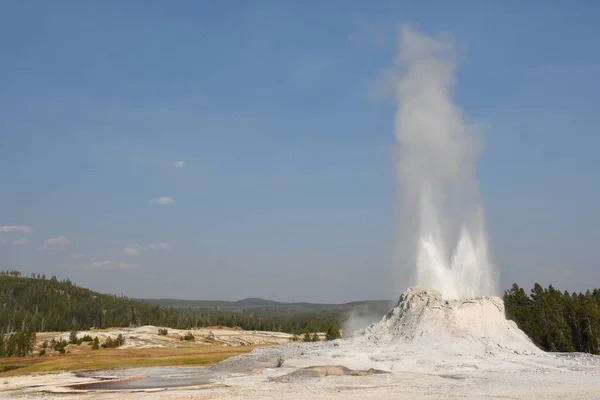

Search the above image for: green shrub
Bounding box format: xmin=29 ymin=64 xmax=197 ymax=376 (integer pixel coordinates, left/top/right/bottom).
xmin=69 ymin=330 xmax=78 ymax=345
xmin=101 ymin=334 xmax=125 ymax=349
xmin=325 ymin=324 xmax=342 ymax=341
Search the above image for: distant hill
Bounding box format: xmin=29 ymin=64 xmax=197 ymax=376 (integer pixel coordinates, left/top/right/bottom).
xmin=138 ymin=297 xmax=390 ymax=310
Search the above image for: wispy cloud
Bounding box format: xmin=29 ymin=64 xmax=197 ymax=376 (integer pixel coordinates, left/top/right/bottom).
xmin=71 ymin=252 xmax=83 ymax=258
xmin=0 ymin=225 xmax=33 ymax=233
xmin=0 ymin=226 xmax=33 ymax=245
xmin=88 ymin=260 xmax=139 ymax=269
xmin=39 ymin=236 xmax=70 ymax=250
xmin=11 ymin=238 xmax=27 ymax=246
xmin=173 ymin=161 xmax=185 ymax=168
xmin=88 ymin=260 xmax=111 ymax=268
xmin=148 ymin=242 xmax=170 ymax=250
xmin=123 ymin=242 xmax=170 ymax=256
xmin=150 ymin=196 xmax=175 ymax=205
xmin=123 ymin=247 xmax=140 ymax=256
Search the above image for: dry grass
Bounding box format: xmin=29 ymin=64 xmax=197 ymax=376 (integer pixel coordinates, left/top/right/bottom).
xmin=0 ymin=345 xmax=258 ymax=377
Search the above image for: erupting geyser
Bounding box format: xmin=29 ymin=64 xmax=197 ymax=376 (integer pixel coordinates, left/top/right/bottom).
xmin=174 ymin=26 xmax=600 ymax=400
xmin=393 ymin=26 xmax=496 ymax=299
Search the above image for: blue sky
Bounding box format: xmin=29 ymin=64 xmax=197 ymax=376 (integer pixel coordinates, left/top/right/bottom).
xmin=1 ymin=0 xmax=599 ymax=302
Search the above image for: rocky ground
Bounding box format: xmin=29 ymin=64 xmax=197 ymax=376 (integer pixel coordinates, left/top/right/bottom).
xmin=37 ymin=325 xmax=296 ymax=348
xmin=4 ymin=345 xmax=600 ymax=399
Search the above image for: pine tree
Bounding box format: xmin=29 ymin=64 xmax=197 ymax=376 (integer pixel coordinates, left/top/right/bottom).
xmin=580 ymin=291 xmax=600 ymax=354
xmin=545 ymin=285 xmax=575 ymax=352
xmin=325 ymin=324 xmax=341 ymax=341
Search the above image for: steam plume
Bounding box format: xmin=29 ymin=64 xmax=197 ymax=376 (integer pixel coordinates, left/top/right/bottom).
xmin=392 ymin=26 xmax=496 ymax=299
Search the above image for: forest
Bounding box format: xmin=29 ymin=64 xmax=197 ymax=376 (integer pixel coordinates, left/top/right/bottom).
xmin=0 ymin=273 xmax=378 ymax=337
xmin=504 ymin=283 xmax=600 ymax=354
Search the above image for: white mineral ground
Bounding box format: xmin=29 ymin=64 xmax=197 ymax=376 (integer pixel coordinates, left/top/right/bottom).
xmin=4 ymin=287 xmax=600 ymax=399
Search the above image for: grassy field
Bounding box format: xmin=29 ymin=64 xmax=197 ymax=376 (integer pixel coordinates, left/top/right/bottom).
xmin=0 ymin=345 xmax=257 ymax=377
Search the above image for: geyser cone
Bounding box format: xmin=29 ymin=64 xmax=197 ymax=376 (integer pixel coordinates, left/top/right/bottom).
xmin=363 ymin=287 xmax=541 ymax=355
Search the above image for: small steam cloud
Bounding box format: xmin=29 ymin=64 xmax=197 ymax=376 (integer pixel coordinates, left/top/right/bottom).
xmin=391 ymin=26 xmax=496 ymax=299
xmin=342 ymin=305 xmax=390 ymax=337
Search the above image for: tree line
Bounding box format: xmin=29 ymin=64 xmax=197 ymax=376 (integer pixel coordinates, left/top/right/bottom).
xmin=0 ymin=332 xmax=36 ymax=357
xmin=504 ymin=283 xmax=600 ymax=354
xmin=0 ymin=274 xmax=351 ymax=336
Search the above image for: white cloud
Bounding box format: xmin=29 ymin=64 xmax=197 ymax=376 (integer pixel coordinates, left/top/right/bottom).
xmin=39 ymin=236 xmax=70 ymax=250
xmin=123 ymin=247 xmax=140 ymax=256
xmin=71 ymin=253 xmax=83 ymax=258
xmin=0 ymin=225 xmax=33 ymax=234
xmin=150 ymin=196 xmax=175 ymax=205
xmin=11 ymin=238 xmax=27 ymax=246
xmin=123 ymin=242 xmax=170 ymax=255
xmin=88 ymin=260 xmax=139 ymax=269
xmin=173 ymin=161 xmax=185 ymax=168
xmin=88 ymin=260 xmax=111 ymax=268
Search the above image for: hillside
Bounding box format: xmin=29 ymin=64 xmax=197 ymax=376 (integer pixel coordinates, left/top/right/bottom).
xmin=0 ymin=275 xmax=186 ymax=333
xmin=0 ymin=274 xmax=387 ymax=335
